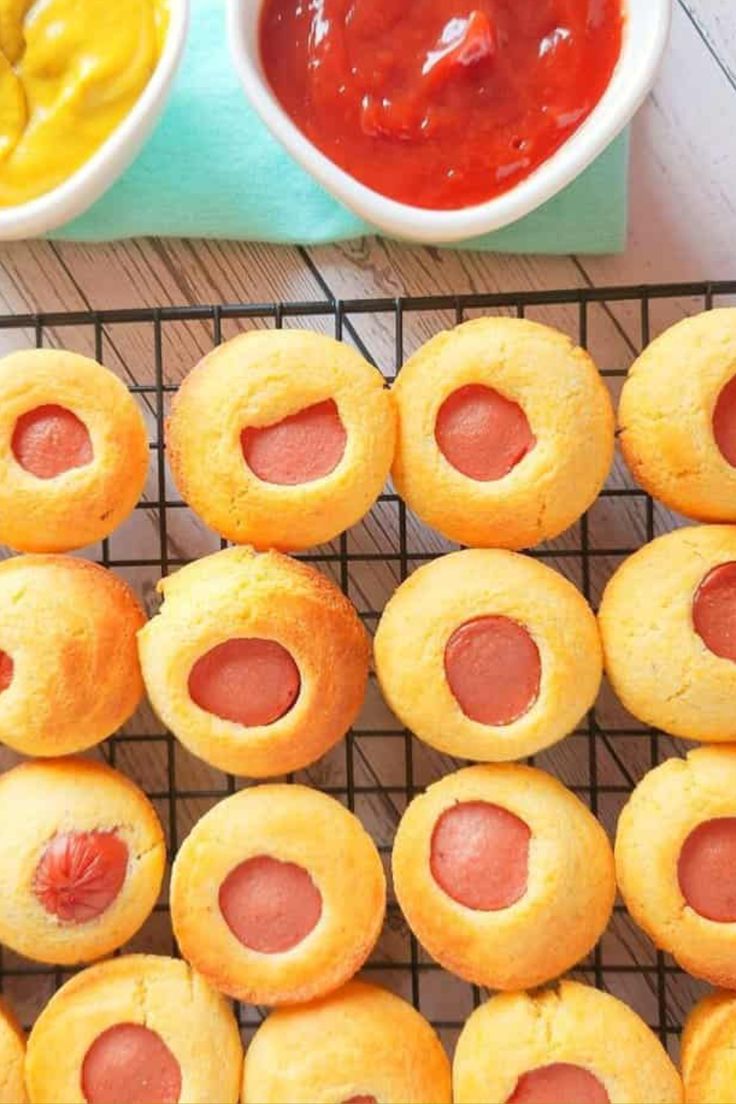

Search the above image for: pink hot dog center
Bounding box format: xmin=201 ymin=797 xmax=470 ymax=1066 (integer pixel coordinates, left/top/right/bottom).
xmin=12 ymin=404 xmax=93 ymax=479
xmin=693 ymin=562 xmax=736 ymax=662
xmin=82 ymin=1023 xmax=182 ymax=1104
xmin=0 ymin=650 xmax=12 ymax=692
xmin=435 ymin=384 xmax=535 ymax=482
xmin=444 ymin=616 xmax=541 ymax=727
xmin=713 ymin=375 xmax=736 ymax=469
xmin=678 ymin=817 xmax=736 ymax=922
xmin=508 ymin=1064 xmax=610 ymax=1104
xmin=431 ymin=801 xmax=530 ymax=911
xmin=188 ymin=637 xmax=301 ymax=727
xmin=33 ymin=831 xmax=128 ymax=924
xmin=219 ymin=855 xmax=322 ymax=953
xmin=241 ymin=399 xmax=347 ymax=486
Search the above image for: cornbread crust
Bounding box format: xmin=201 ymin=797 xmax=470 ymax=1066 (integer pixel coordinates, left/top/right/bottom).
xmin=599 ymin=526 xmax=736 ymax=742
xmin=0 ymin=349 xmax=148 ymax=552
xmin=0 ymin=758 xmax=165 ymax=965
xmin=453 ymin=981 xmax=683 ymax=1104
xmin=682 ymin=991 xmax=736 ymax=1104
xmin=167 ymin=329 xmax=396 ymax=550
xmin=171 ymin=784 xmax=386 ymax=1005
xmin=24 ymin=955 xmax=243 ymax=1104
xmin=619 ymin=309 xmax=736 ymax=521
xmin=0 ymin=555 xmax=145 ymax=756
xmin=392 ymin=765 xmax=615 ymax=991
xmin=615 ymin=746 xmax=736 ymax=988
xmin=0 ymin=998 xmax=26 ymax=1104
xmin=391 ymin=316 xmax=614 ymax=549
xmin=242 ymin=981 xmax=451 ymax=1104
xmin=138 ymin=546 xmax=370 ymax=777
xmin=374 ymin=549 xmax=602 ymax=761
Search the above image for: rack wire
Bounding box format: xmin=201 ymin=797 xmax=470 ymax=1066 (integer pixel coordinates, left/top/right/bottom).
xmin=2 ymin=279 xmax=734 ymax=1058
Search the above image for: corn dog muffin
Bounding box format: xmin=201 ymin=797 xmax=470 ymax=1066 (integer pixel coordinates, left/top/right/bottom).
xmin=138 ymin=546 xmax=369 ymax=777
xmin=619 ymin=309 xmax=736 ymax=522
xmin=599 ymin=526 xmax=736 ymax=742
xmin=616 ymin=746 xmax=736 ymax=988
xmin=167 ymin=329 xmax=395 ymax=551
xmin=0 ymin=998 xmax=26 ymax=1104
xmin=0 ymin=349 xmax=149 ymax=552
xmin=375 ymin=549 xmax=602 ymax=762
xmin=453 ymin=981 xmax=682 ymax=1104
xmin=25 ymin=955 xmax=243 ymax=1104
xmin=0 ymin=555 xmax=145 ymax=757
xmin=171 ymin=784 xmax=385 ymax=1005
xmin=242 ymin=980 xmax=451 ymax=1104
xmin=392 ymin=765 xmax=615 ymax=991
xmin=391 ymin=317 xmax=614 ymax=549
xmin=0 ymin=758 xmax=165 ymax=966
xmin=682 ymin=991 xmax=736 ymax=1104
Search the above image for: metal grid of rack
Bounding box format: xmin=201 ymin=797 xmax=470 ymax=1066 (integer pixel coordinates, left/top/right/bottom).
xmin=2 ymin=279 xmax=734 ymax=1057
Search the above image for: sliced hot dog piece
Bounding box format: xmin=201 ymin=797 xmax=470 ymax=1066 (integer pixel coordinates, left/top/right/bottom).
xmin=219 ymin=855 xmax=322 ymax=953
xmin=242 ymin=399 xmax=347 ymax=485
xmin=12 ymin=404 xmax=93 ymax=479
xmin=430 ymin=801 xmax=530 ymax=911
xmin=33 ymin=831 xmax=129 ymax=924
xmin=188 ymin=638 xmax=300 ymax=727
xmin=508 ymin=1063 xmax=610 ymax=1104
xmin=444 ymin=616 xmax=541 ymax=726
xmin=435 ymin=384 xmax=535 ymax=482
xmin=678 ymin=817 xmax=736 ymax=922
xmin=693 ymin=562 xmax=736 ymax=662
xmin=82 ymin=1023 xmax=182 ymax=1104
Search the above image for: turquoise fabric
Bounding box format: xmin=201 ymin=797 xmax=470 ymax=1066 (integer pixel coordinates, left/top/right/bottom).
xmin=52 ymin=0 xmax=629 ymax=252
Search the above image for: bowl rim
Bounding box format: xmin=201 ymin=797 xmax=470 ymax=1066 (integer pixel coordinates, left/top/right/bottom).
xmin=228 ymin=0 xmax=672 ymax=243
xmin=0 ymin=0 xmax=190 ymax=238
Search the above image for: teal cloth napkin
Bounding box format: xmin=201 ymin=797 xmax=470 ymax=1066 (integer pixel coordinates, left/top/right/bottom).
xmin=52 ymin=0 xmax=629 ymax=252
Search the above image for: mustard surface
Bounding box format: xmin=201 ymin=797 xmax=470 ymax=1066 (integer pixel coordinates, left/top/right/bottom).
xmin=0 ymin=0 xmax=168 ymax=207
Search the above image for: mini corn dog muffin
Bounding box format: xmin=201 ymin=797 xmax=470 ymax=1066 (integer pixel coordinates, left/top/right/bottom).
xmin=619 ymin=309 xmax=736 ymax=522
xmin=599 ymin=526 xmax=736 ymax=742
xmin=375 ymin=549 xmax=602 ymax=762
xmin=682 ymin=991 xmax=736 ymax=1104
xmin=453 ymin=982 xmax=683 ymax=1104
xmin=0 ymin=555 xmax=145 ymax=757
xmin=138 ymin=546 xmax=369 ymax=777
xmin=391 ymin=316 xmax=614 ymax=549
xmin=0 ymin=998 xmax=26 ymax=1104
xmin=616 ymin=747 xmax=736 ymax=988
xmin=392 ymin=765 xmax=615 ymax=991
xmin=171 ymin=784 xmax=385 ymax=1005
xmin=0 ymin=758 xmax=165 ymax=966
xmin=25 ymin=955 xmax=243 ymax=1104
xmin=241 ymin=981 xmax=452 ymax=1104
xmin=0 ymin=349 xmax=149 ymax=552
xmin=167 ymin=329 xmax=395 ymax=550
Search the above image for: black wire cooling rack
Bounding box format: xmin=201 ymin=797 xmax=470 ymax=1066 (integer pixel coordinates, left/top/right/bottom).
xmin=2 ymin=279 xmax=735 ymax=1059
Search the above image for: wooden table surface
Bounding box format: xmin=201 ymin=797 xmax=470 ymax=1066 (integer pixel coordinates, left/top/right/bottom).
xmin=0 ymin=0 xmax=732 ymax=1067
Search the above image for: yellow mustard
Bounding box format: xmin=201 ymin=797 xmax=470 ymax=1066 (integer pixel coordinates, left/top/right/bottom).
xmin=0 ymin=0 xmax=168 ymax=207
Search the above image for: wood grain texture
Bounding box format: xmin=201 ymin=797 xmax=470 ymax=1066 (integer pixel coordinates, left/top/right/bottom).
xmin=0 ymin=0 xmax=730 ymax=1059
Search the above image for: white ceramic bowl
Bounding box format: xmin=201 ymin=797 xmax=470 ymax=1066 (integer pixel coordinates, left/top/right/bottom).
xmin=229 ymin=0 xmax=670 ymax=244
xmin=0 ymin=0 xmax=190 ymax=242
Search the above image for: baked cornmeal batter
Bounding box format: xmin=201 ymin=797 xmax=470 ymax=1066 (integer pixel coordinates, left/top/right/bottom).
xmin=0 ymin=0 xmax=167 ymax=206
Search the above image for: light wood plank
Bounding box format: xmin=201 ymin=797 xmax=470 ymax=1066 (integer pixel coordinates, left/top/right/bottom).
xmin=581 ymin=3 xmax=736 ymax=288
xmin=679 ymin=0 xmax=736 ymax=75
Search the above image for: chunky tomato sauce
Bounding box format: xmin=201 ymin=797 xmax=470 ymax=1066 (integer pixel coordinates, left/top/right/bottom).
xmin=260 ymin=0 xmax=623 ymax=210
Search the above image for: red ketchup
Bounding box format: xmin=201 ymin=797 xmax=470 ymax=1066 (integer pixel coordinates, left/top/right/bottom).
xmin=259 ymin=0 xmax=623 ymax=210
